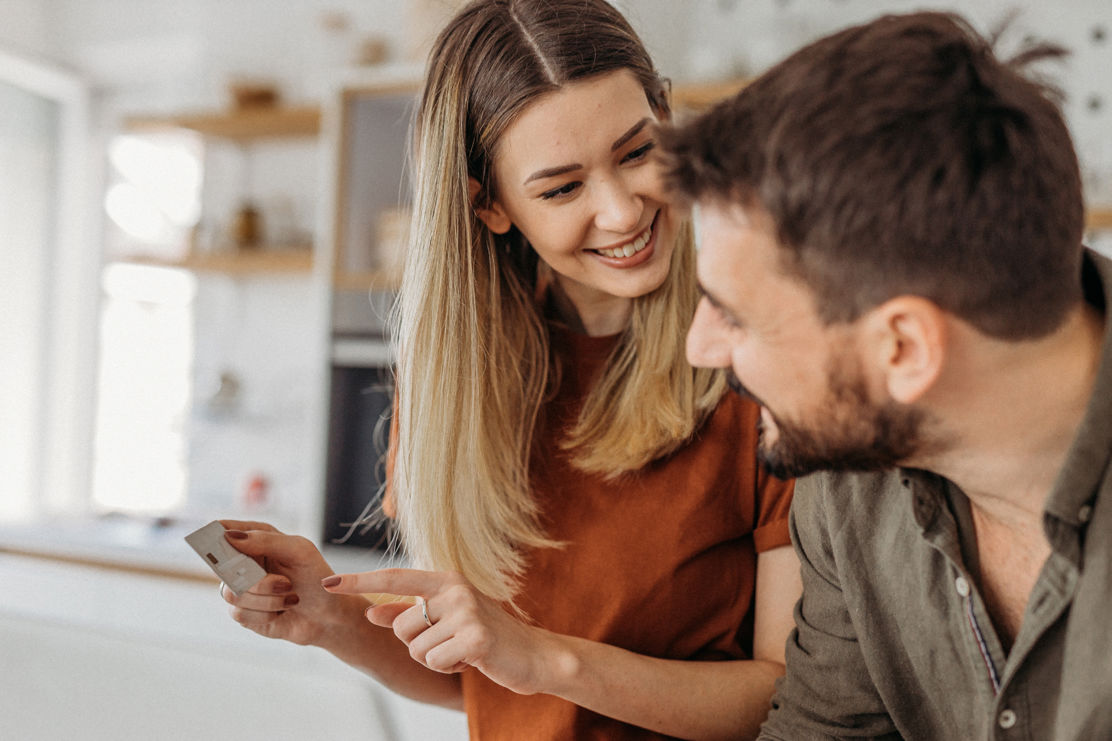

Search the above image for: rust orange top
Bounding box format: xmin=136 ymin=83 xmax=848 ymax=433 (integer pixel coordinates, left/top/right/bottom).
xmin=457 ymin=324 xmax=794 ymax=740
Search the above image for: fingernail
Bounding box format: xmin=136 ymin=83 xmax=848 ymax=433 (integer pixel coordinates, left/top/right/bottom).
xmin=320 ymin=575 xmax=341 ymax=588
xmin=272 ymin=581 xmax=292 ymax=594
xmin=365 ymin=606 xmax=375 ymax=620
xmin=284 ymin=595 xmax=300 ymax=607
xmin=225 ymin=530 xmax=248 ymax=540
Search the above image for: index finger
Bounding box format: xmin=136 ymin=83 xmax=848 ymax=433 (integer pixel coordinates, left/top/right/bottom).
xmin=219 ymin=520 xmax=280 ymax=533
xmin=321 ymin=568 xmax=451 ymax=598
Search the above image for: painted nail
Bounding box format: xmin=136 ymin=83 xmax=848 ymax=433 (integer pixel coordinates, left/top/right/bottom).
xmin=284 ymin=595 xmax=300 ymax=607
xmin=320 ymin=575 xmax=341 ymax=588
xmin=225 ymin=530 xmax=248 ymax=540
xmin=272 ymin=581 xmax=292 ymax=594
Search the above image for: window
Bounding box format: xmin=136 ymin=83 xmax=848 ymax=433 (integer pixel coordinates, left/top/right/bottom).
xmin=0 ymin=50 xmax=93 ymax=522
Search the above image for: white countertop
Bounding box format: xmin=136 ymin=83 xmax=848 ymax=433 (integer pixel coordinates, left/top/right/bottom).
xmin=0 ymin=515 xmax=395 ymax=581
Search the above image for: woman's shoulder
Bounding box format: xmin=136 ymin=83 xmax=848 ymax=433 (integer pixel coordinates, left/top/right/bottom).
xmin=706 ymin=388 xmax=762 ymax=432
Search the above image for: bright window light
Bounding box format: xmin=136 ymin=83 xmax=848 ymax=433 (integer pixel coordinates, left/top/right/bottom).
xmin=91 ymin=262 xmax=196 ymax=515
xmin=103 ymin=132 xmax=202 ymax=259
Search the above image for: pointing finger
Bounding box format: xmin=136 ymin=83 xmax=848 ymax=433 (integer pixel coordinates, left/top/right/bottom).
xmin=321 ymin=568 xmax=451 ymax=598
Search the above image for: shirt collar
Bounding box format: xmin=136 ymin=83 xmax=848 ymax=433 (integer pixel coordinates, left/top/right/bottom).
xmin=1041 ymin=249 xmax=1112 ymax=536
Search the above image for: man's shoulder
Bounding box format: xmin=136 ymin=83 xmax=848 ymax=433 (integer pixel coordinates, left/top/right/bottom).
xmin=793 ymin=469 xmax=906 ymax=514
xmin=791 ymin=469 xmax=918 ymax=548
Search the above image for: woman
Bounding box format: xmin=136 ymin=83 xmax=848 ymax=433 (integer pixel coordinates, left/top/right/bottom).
xmin=219 ymin=1 xmax=800 ymax=738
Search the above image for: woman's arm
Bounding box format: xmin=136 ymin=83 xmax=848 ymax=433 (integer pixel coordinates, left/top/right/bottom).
xmin=218 ymin=521 xmax=463 ymax=710
xmin=324 ymin=544 xmax=802 ymax=740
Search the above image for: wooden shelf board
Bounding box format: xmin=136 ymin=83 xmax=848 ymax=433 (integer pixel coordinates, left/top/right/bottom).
xmin=332 ymin=270 xmax=400 ymax=292
xmin=126 ymin=105 xmax=321 ymax=140
xmin=671 ymin=78 xmax=751 ymax=112
xmin=1087 ymin=208 xmax=1112 ymax=232
xmin=117 ymin=247 xmax=314 ymax=274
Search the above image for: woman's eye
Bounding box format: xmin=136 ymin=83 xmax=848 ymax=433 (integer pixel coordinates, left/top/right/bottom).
xmin=540 ymin=182 xmax=580 ymax=200
xmin=622 ymin=141 xmax=655 ymax=164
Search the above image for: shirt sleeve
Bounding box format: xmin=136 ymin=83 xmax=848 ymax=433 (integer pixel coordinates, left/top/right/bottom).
xmin=752 ymin=464 xmax=794 ymax=553
xmin=757 ymin=473 xmax=900 ymax=740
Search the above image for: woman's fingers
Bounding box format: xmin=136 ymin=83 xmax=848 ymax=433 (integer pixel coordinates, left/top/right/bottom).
xmin=218 ymin=519 xmax=279 ymax=534
xmin=220 ymin=576 xmax=296 ymax=611
xmin=322 ymin=567 xmax=452 ymax=599
xmin=365 ymin=601 xmax=411 ymax=628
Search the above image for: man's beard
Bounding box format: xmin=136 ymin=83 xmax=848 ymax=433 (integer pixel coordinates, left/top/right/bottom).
xmin=727 ymin=355 xmax=926 ymax=480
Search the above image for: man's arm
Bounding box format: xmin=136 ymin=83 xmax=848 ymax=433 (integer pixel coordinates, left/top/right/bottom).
xmin=758 ymin=474 xmax=901 ymax=740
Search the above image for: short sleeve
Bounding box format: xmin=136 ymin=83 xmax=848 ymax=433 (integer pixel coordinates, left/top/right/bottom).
xmin=753 ymin=465 xmax=794 ymax=553
xmin=758 ymin=473 xmax=900 ymax=740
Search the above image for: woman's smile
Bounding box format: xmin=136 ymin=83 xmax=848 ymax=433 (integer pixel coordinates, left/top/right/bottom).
xmin=590 ymin=210 xmax=659 ymax=268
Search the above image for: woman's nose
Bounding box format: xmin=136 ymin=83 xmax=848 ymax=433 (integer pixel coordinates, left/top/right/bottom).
xmin=593 ymin=175 xmax=642 ymax=234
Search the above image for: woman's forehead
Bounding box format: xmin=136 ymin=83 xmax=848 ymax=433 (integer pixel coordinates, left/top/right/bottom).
xmin=493 ymin=70 xmax=655 ymax=178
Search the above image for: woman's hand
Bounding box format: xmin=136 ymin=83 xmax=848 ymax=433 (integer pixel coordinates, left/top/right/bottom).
xmin=216 ymin=520 xmax=362 ymax=647
xmin=322 ymin=569 xmax=569 ymax=696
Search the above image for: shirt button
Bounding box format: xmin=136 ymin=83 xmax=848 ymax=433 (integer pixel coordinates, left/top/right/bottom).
xmin=1078 ymin=505 xmax=1093 ymax=523
xmin=999 ymin=708 xmax=1017 ymax=729
xmin=955 ymin=576 xmax=970 ymax=597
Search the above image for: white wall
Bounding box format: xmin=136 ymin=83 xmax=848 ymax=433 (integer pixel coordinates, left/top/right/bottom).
xmin=639 ymin=0 xmax=1112 ymax=203
xmin=0 ymin=0 xmax=57 ymax=60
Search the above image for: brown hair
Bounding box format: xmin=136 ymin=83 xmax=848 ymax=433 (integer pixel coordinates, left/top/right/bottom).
xmin=664 ymin=11 xmax=1084 ymax=340
xmin=391 ymin=0 xmax=724 ymax=605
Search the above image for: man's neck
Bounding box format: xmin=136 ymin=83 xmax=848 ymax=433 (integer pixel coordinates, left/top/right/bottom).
xmin=916 ymin=303 xmax=1105 ymax=526
xmin=915 ymin=303 xmax=1104 ymax=648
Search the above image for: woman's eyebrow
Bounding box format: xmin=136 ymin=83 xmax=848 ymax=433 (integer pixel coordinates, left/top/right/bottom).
xmin=522 ymin=118 xmax=653 ymax=186
xmin=524 ymin=163 xmax=582 ymax=185
xmin=611 ymin=117 xmax=650 ymax=151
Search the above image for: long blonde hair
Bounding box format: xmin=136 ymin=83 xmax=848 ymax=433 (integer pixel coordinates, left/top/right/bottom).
xmin=390 ymin=0 xmax=726 ymax=606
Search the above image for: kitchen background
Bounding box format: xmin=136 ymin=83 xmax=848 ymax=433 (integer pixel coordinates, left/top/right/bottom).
xmin=2 ymin=1 xmax=1110 ymax=739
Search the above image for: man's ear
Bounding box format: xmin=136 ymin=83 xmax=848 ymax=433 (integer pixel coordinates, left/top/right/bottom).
xmin=468 ymin=177 xmax=512 ymax=234
xmin=864 ymin=297 xmax=946 ymax=404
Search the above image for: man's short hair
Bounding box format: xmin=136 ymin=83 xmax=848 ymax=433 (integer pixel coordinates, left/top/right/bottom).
xmin=665 ymin=12 xmax=1084 ymax=340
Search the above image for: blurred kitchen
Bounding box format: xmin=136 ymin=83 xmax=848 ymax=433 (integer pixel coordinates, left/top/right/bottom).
xmin=1 ymin=0 xmax=1109 ymax=739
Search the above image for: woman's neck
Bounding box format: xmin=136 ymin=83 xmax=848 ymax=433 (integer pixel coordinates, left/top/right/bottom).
xmin=550 ymin=275 xmax=632 ymax=337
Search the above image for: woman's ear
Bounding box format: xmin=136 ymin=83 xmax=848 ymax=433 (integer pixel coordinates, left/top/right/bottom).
xmin=468 ymin=177 xmax=512 ymax=234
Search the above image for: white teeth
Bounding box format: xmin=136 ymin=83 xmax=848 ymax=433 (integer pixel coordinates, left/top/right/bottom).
xmin=597 ymin=223 xmax=652 ymax=259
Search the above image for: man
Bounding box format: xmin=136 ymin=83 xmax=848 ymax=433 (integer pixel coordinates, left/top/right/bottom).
xmin=664 ymin=11 xmax=1111 ymax=741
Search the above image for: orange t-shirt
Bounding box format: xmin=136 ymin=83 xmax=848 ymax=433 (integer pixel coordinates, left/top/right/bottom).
xmin=459 ymin=324 xmax=794 ymax=740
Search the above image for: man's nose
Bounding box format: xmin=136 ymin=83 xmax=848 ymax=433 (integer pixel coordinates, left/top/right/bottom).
xmin=686 ymin=298 xmax=733 ymax=369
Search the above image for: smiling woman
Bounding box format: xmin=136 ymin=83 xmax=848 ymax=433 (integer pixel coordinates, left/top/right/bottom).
xmin=477 ymin=72 xmax=676 ymax=320
xmin=213 ymin=1 xmax=800 ymax=739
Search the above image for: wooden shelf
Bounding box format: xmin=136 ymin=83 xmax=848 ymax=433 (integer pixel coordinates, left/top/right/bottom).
xmin=1087 ymin=208 xmax=1112 ymax=232
xmin=671 ymin=78 xmax=751 ymax=113
xmin=332 ymin=269 xmax=400 ymax=292
xmin=117 ymin=247 xmax=314 ymax=274
xmin=126 ymin=105 xmax=321 ymax=141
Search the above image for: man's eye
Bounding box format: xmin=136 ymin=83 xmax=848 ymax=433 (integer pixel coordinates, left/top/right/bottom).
xmin=710 ymin=301 xmax=743 ymax=330
xmin=622 ymin=141 xmax=655 ymax=164
xmin=540 ymin=182 xmax=580 ymax=200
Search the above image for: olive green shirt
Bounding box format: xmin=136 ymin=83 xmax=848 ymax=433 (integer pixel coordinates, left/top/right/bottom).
xmin=760 ymin=250 xmax=1112 ymax=741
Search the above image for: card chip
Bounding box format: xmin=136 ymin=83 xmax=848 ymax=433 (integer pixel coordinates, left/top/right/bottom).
xmin=206 ymin=552 xmax=219 ymax=565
